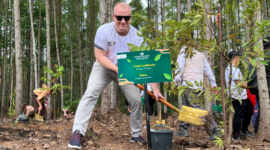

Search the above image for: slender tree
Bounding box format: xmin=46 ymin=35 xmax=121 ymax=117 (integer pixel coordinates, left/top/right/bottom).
xmin=100 ymin=0 xmax=115 ymax=114
xmin=187 ymin=0 xmax=191 ymax=10
xmin=1 ymin=0 xmax=8 ymax=117
xmin=14 ymin=0 xmax=23 ymax=118
xmin=203 ymin=0 xmax=214 ymax=114
xmin=37 ymin=0 xmax=42 ymax=87
xmin=177 ymin=0 xmax=182 ymax=109
xmin=255 ymin=2 xmax=270 ymax=142
xmin=263 ymin=0 xmax=268 ymax=36
xmin=177 ymin=0 xmax=181 ymax=22
xmin=9 ymin=6 xmax=14 ymax=110
xmin=53 ymin=0 xmax=64 ymax=109
xmin=225 ymin=0 xmax=231 ymax=52
xmin=77 ymin=0 xmax=83 ymax=98
xmin=45 ymin=0 xmax=52 ymax=119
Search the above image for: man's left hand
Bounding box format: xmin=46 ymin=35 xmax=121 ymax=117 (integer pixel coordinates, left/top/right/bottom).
xmin=153 ymin=90 xmax=165 ymax=102
xmin=212 ymin=86 xmax=218 ymax=95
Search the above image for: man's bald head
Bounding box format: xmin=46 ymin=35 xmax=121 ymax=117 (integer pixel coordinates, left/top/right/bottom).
xmin=113 ymin=2 xmax=131 ymax=15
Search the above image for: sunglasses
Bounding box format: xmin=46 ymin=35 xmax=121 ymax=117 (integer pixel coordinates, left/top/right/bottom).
xmin=114 ymin=15 xmax=131 ymax=21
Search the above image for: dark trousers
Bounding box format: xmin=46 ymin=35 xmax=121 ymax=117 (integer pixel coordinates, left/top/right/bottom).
xmin=232 ymin=98 xmax=253 ymax=138
xmin=32 ymin=93 xmax=47 ymax=117
xmin=145 ymin=94 xmax=156 ymax=115
xmin=254 ymin=94 xmax=260 ymax=134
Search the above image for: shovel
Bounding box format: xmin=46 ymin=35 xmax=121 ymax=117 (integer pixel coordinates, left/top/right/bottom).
xmin=136 ymin=84 xmax=208 ymax=125
xmin=35 ymin=111 xmax=44 ymax=122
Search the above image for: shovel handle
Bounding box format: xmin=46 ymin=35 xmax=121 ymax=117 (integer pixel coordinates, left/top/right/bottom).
xmin=136 ymin=84 xmax=181 ymax=113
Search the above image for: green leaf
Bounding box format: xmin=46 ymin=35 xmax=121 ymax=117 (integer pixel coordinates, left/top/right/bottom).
xmin=185 ymin=81 xmax=194 ymax=87
xmin=120 ymin=74 xmax=123 ymax=78
xmin=195 ymin=81 xmax=200 ymax=87
xmin=127 ymin=59 xmax=131 ymax=63
xmin=155 ymin=54 xmax=162 ymax=61
xmin=200 ymin=80 xmax=203 ymax=87
xmin=229 ymin=106 xmax=235 ymax=113
xmin=163 ymin=73 xmax=172 ymax=80
xmin=259 ymin=60 xmax=268 ymax=66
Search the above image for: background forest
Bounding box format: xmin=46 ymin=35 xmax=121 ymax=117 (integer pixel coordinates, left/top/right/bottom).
xmin=0 ymin=1 xmax=270 ymax=145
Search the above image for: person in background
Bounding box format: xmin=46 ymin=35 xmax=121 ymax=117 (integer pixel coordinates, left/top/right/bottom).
xmin=32 ymin=84 xmax=53 ymax=121
xmin=14 ymin=104 xmax=35 ymax=123
xmin=225 ymin=51 xmax=253 ymax=140
xmin=248 ymin=36 xmax=270 ymax=134
xmin=174 ymin=42 xmax=220 ymax=140
xmin=68 ymin=2 xmax=164 ymax=149
xmin=140 ymin=83 xmax=156 ymax=115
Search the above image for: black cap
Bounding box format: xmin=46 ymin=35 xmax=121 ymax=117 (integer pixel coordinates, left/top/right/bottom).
xmin=228 ymin=51 xmax=241 ymax=60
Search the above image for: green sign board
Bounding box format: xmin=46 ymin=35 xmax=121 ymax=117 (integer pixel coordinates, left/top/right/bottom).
xmin=213 ymin=104 xmax=222 ymax=113
xmin=117 ymin=50 xmax=172 ymax=85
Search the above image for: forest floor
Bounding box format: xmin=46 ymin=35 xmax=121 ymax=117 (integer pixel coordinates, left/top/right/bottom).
xmin=0 ymin=108 xmax=269 ymax=150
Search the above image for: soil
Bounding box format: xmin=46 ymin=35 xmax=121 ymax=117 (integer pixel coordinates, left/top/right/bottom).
xmin=0 ymin=108 xmax=269 ymax=150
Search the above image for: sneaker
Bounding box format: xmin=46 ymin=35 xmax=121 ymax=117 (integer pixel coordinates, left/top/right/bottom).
xmin=130 ymin=136 xmax=147 ymax=144
xmin=68 ymin=130 xmax=82 ymax=149
xmin=207 ymin=134 xmax=219 ymax=141
xmin=240 ymin=130 xmax=253 ymax=137
xmin=207 ymin=127 xmax=223 ymax=140
xmin=232 ymin=136 xmax=242 ymax=141
xmin=174 ymin=129 xmax=189 ymax=137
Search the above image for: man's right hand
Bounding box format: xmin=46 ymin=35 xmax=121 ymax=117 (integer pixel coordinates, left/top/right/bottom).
xmin=38 ymin=106 xmax=42 ymax=111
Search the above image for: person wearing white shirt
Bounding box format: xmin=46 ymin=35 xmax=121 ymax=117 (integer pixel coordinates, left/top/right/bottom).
xmin=225 ymin=51 xmax=253 ymax=140
xmin=174 ymin=46 xmax=220 ymax=140
xmin=68 ymin=2 xmax=165 ymax=149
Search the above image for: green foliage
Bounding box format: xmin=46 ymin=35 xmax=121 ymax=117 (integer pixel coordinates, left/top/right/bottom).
xmin=41 ymin=64 xmax=70 ymax=96
xmin=8 ymin=89 xmax=16 ymax=117
xmin=64 ymin=99 xmax=80 ymax=112
xmin=213 ymin=136 xmax=224 ymax=148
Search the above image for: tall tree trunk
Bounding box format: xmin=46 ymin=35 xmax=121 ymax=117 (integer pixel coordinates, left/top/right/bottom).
xmin=264 ymin=0 xmax=268 ymax=36
xmin=53 ymin=0 xmax=64 ymax=109
xmin=37 ymin=0 xmax=41 ymax=87
xmin=90 ymin=0 xmax=96 ymax=68
xmin=29 ymin=0 xmax=38 ymax=107
xmin=14 ymin=0 xmax=23 ymax=118
xmin=177 ymin=0 xmax=182 ymax=109
xmin=1 ymin=0 xmax=8 ymax=117
xmin=177 ymin=0 xmax=181 ymax=22
xmin=171 ymin=0 xmax=173 ymax=19
xmin=70 ymin=28 xmax=73 ymax=102
xmin=156 ymin=0 xmax=158 ymax=38
xmin=77 ymin=0 xmax=83 ymax=98
xmin=100 ymin=0 xmax=114 ymax=114
xmin=255 ymin=4 xmax=270 ymax=142
xmin=203 ymin=0 xmax=214 ymax=115
xmin=29 ymin=24 xmax=33 ymax=106
xmin=45 ymin=0 xmax=52 ymax=120
xmin=225 ymin=0 xmax=230 ymax=52
xmin=242 ymin=0 xmax=249 ymax=43
xmin=0 ymin=0 xmax=2 ymax=107
xmin=187 ymin=0 xmax=191 ymax=11
xmin=161 ymin=0 xmax=167 ymax=114
xmin=9 ymin=7 xmax=14 ymax=111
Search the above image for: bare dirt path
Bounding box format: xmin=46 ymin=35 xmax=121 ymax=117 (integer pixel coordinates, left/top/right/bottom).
xmin=0 ymin=109 xmax=268 ymax=150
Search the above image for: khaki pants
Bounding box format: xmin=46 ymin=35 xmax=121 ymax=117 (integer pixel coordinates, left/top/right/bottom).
xmin=72 ymin=62 xmax=143 ymax=137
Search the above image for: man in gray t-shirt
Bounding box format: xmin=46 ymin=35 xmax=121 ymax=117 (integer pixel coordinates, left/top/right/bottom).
xmin=68 ymin=2 xmax=164 ymax=149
